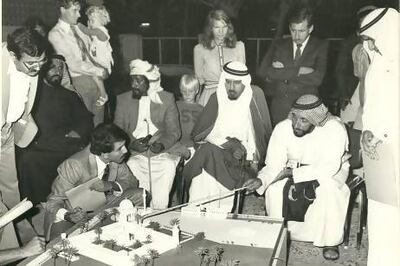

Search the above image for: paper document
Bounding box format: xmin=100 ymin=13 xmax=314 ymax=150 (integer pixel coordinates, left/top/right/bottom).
xmin=364 ymin=143 xmax=399 ymax=207
xmin=65 ymin=178 xmax=107 ymax=212
xmin=0 ymin=198 xmax=33 ymax=228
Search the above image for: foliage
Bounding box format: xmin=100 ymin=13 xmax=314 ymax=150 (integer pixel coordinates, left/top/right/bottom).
xmin=131 ymin=240 xmax=143 ymax=249
xmin=50 ymin=238 xmax=79 ymax=266
xmin=194 ymin=247 xmax=209 ymax=265
xmin=146 ymin=221 xmax=161 ymax=231
xmin=194 ymin=245 xmax=226 ymax=266
xmin=144 ymin=234 xmax=152 ymax=244
xmin=194 ymin=232 xmax=205 ymax=241
xmin=94 ymin=226 xmax=103 ymax=240
xmin=169 ymin=218 xmax=180 ymax=227
xmin=103 ymin=239 xmax=118 ymax=251
xmin=147 ymin=249 xmax=160 ymax=266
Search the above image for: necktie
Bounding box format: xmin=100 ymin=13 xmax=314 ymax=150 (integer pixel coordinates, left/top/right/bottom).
xmin=101 ymin=164 xmax=110 ymax=182
xmin=294 ymin=43 xmax=302 ymax=62
xmin=70 ymin=25 xmax=87 ymax=61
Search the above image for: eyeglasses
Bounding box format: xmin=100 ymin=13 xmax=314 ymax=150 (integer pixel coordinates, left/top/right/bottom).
xmin=22 ymin=57 xmax=48 ymax=70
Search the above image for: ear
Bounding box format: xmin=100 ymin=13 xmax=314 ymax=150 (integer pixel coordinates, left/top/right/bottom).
xmin=100 ymin=153 xmax=109 ymax=162
xmin=9 ymin=51 xmax=17 ymax=61
xmin=309 ymin=25 xmax=314 ymax=34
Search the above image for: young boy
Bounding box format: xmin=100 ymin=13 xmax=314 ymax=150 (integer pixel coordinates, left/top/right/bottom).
xmin=176 ymin=74 xmax=204 ymax=150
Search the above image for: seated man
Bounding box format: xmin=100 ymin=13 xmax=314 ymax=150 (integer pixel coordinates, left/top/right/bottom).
xmin=245 ymin=94 xmax=350 ymax=260
xmin=18 ymin=55 xmax=94 ymax=205
xmin=115 ymin=59 xmax=184 ymax=209
xmin=184 ymin=61 xmax=272 ymax=212
xmin=0 ymin=195 xmax=45 ymax=264
xmin=44 ymin=123 xmax=143 ymax=239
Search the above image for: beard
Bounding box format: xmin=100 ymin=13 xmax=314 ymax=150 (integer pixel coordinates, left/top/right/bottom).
xmin=227 ymin=90 xmax=239 ymax=100
xmin=131 ymin=89 xmax=143 ymax=99
xmin=46 ymin=75 xmax=62 ymax=86
xmin=292 ymin=125 xmax=315 ymax=137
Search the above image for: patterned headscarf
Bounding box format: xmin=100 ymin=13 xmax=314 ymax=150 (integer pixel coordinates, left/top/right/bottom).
xmin=288 ymin=94 xmax=332 ymax=127
xmin=129 ymin=59 xmax=163 ymax=103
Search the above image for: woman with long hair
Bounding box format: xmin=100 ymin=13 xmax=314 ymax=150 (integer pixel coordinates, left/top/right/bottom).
xmin=194 ymin=9 xmax=246 ymax=106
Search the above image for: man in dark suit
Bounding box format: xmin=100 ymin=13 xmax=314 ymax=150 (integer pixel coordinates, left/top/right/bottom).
xmin=18 ymin=55 xmax=94 ymax=205
xmin=44 ymin=123 xmax=144 ymax=240
xmin=115 ymin=59 xmax=184 ymax=209
xmin=260 ymin=6 xmax=328 ymax=126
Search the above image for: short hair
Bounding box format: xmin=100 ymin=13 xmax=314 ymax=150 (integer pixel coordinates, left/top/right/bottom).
xmin=90 ymin=123 xmax=128 ymax=155
xmin=199 ymin=9 xmax=237 ymax=49
xmin=179 ymin=74 xmax=200 ymax=93
xmin=57 ymin=0 xmax=80 ymax=8
xmin=86 ymin=5 xmax=111 ymax=26
xmin=7 ymin=28 xmax=48 ymax=60
xmin=288 ymin=6 xmax=314 ymax=27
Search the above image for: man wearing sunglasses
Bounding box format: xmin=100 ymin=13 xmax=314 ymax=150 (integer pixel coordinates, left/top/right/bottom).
xmin=1 ymin=27 xmax=47 ymax=210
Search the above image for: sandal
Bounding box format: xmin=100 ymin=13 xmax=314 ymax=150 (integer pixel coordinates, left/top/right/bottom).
xmin=322 ymin=246 xmax=340 ymax=260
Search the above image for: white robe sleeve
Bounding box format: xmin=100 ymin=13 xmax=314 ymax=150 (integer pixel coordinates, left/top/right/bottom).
xmin=292 ymin=120 xmax=348 ymax=185
xmin=256 ymin=123 xmax=288 ymax=194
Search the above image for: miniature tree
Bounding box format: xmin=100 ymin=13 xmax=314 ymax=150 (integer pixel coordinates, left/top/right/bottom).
xmin=169 ymin=218 xmax=180 ymax=227
xmin=131 ymin=254 xmax=151 ymax=266
xmin=145 ymin=234 xmax=152 ymax=244
xmin=147 ymin=249 xmax=160 ymax=266
xmin=209 ymin=245 xmax=224 ymax=266
xmin=103 ymin=239 xmax=117 ymax=251
xmin=49 ymin=246 xmax=63 ymax=266
xmin=194 ymin=247 xmax=209 ymax=266
xmin=93 ymin=226 xmax=103 ymax=244
xmin=50 ymin=235 xmax=79 ymax=266
xmin=194 ymin=232 xmax=205 ymax=241
xmin=132 ymin=240 xmax=143 ymax=249
xmin=146 ymin=221 xmax=161 ymax=231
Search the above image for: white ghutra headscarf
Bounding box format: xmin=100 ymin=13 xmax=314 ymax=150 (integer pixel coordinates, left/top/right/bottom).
xmin=129 ymin=59 xmax=163 ymax=103
xmin=206 ymin=61 xmax=256 ymax=160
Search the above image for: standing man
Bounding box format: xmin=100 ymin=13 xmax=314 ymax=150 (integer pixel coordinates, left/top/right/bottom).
xmin=115 ymin=59 xmax=183 ymax=209
xmin=259 ymin=6 xmax=328 ymax=126
xmin=17 ymin=55 xmax=94 ymax=205
xmin=245 ymin=94 xmax=350 ymax=261
xmin=184 ymin=61 xmax=272 ymax=212
xmin=359 ymin=8 xmax=400 ymax=266
xmin=49 ymin=0 xmax=107 ymax=125
xmin=1 ymin=28 xmax=47 ymax=209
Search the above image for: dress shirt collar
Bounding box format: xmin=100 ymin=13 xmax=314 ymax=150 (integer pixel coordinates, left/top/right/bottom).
xmin=57 ymin=19 xmax=73 ymax=33
xmin=95 ymin=155 xmax=108 ymax=178
xmin=7 ymin=57 xmax=17 ymax=75
xmin=292 ymin=35 xmax=311 ymax=55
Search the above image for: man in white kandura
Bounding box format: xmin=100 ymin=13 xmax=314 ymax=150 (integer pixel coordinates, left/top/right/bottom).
xmin=245 ymin=94 xmax=350 ymax=261
xmin=359 ymin=8 xmax=400 ymax=266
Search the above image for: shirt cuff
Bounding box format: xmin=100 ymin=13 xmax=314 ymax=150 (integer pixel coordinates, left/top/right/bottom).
xmin=55 ymin=208 xmax=68 ymax=222
xmin=113 ymin=182 xmax=123 ymax=196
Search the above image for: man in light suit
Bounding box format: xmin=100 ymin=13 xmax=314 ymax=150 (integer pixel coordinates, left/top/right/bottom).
xmin=1 ymin=28 xmax=47 ymax=209
xmin=44 ymin=123 xmax=144 ymax=240
xmin=259 ymin=6 xmax=328 ymax=126
xmin=115 ymin=59 xmax=184 ymax=209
